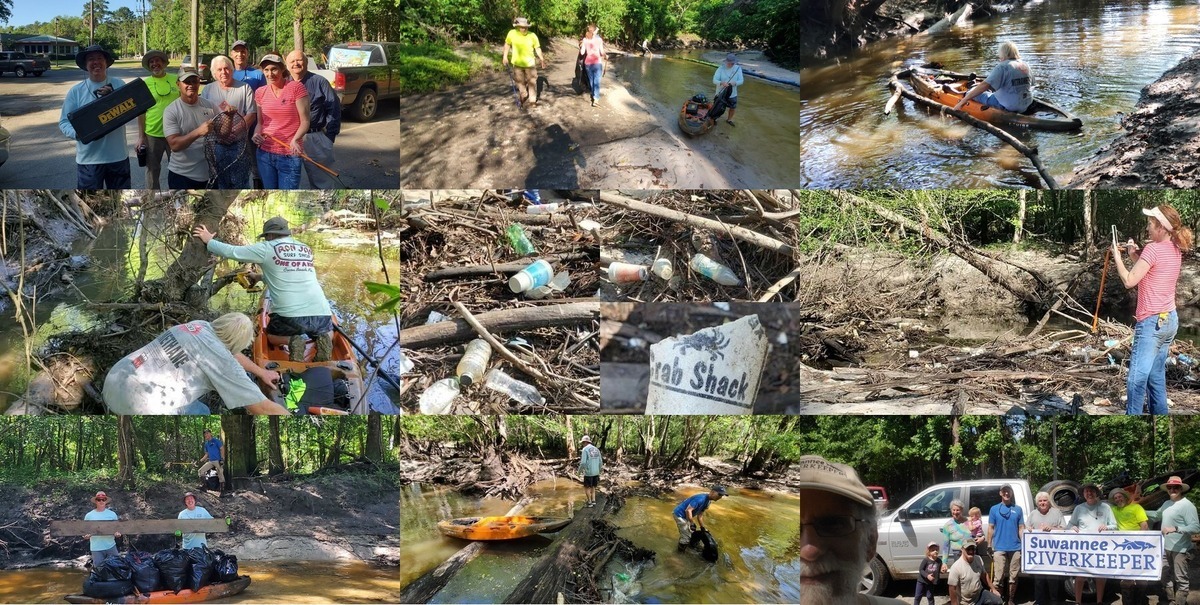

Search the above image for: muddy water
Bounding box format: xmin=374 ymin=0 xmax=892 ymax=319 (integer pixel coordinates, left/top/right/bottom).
xmin=801 ymin=0 xmax=1200 ymax=187
xmin=615 ymin=50 xmax=801 ymax=182
xmin=0 ymin=561 xmax=399 ymax=603
xmin=400 ymin=479 xmax=799 ymax=603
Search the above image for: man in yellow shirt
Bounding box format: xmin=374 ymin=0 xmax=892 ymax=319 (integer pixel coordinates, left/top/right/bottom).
xmin=502 ymin=17 xmax=546 ymax=107
xmin=137 ymin=50 xmax=179 ymax=189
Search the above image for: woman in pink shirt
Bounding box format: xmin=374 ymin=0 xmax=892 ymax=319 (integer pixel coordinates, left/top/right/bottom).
xmin=251 ymin=53 xmax=310 ymax=189
xmin=1113 ymin=204 xmax=1194 ymax=414
xmin=579 ymin=24 xmax=606 ymax=107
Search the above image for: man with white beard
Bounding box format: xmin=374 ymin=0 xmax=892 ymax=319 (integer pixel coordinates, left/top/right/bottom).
xmin=800 ymin=455 xmax=906 ymax=605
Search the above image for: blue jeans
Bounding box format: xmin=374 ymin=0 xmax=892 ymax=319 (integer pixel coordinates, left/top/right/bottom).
xmin=256 ymin=148 xmax=302 ymax=189
xmin=1126 ymin=310 xmax=1178 ymax=414
xmin=586 ymin=63 xmax=603 ymax=100
xmin=77 ymin=159 xmax=131 ymax=189
xmin=179 ymin=400 xmax=214 ymax=415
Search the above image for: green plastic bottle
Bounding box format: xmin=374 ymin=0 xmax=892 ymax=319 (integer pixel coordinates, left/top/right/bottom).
xmin=505 ymin=224 xmax=537 ymax=255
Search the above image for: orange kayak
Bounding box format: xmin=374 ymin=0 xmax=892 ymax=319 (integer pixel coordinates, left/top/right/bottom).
xmin=438 ymin=516 xmax=572 ymax=541
xmin=678 ymin=99 xmax=715 ymax=137
xmin=909 ymin=70 xmax=1082 ymax=131
xmin=65 ymin=576 xmax=251 ymax=604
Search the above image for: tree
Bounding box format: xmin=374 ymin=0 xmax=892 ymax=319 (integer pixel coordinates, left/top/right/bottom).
xmin=365 ymin=413 xmax=382 ymax=462
xmin=268 ymin=416 xmax=285 ymax=475
xmin=117 ymin=415 xmax=136 ymax=490
xmin=221 ymin=416 xmax=256 ymax=484
xmin=0 ymin=0 xmax=12 ymax=25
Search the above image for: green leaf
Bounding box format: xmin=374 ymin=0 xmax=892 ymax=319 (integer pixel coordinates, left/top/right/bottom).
xmin=374 ymin=198 xmax=390 ymax=212
xmin=364 ymin=281 xmax=401 ymax=297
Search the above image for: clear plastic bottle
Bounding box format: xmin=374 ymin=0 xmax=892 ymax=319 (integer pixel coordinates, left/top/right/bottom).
xmin=651 ymin=257 xmax=673 ymax=280
xmin=525 ymin=202 xmax=561 ymax=214
xmin=456 ymin=339 xmax=493 ymax=386
xmin=689 ymin=253 xmax=741 ymax=286
xmin=483 ymin=368 xmax=546 ymax=406
xmin=418 ymin=378 xmax=460 ymax=414
xmin=505 ymin=224 xmax=537 ymax=255
xmin=509 ymin=259 xmax=554 ymax=293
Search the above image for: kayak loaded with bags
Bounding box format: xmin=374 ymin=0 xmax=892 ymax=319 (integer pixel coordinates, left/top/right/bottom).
xmin=65 ymin=546 xmax=249 ymax=604
xmin=678 ymin=86 xmax=732 ymax=137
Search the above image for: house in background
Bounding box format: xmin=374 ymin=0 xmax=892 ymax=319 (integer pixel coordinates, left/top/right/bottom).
xmin=0 ymin=34 xmax=80 ymax=59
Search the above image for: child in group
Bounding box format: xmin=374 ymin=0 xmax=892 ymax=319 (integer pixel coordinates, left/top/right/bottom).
xmin=967 ymin=506 xmax=985 ymax=541
xmin=914 ymin=542 xmax=941 ymax=605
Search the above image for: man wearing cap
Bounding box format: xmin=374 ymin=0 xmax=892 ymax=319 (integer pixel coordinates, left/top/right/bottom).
xmin=1146 ymin=475 xmax=1200 ymax=604
xmin=503 ymin=17 xmax=546 ymax=107
xmin=162 ymin=66 xmax=218 ymax=189
xmin=200 ymin=55 xmax=257 ymax=189
xmin=799 ymin=455 xmax=905 ymax=605
xmin=1066 ymin=483 xmax=1117 ymax=604
xmin=673 ymin=486 xmax=726 ymax=549
xmin=58 ymin=45 xmax=132 ymax=188
xmin=197 ymin=429 xmax=226 ymax=493
xmin=178 ymin=492 xmax=214 ymax=550
xmin=577 ymin=435 xmax=602 ymax=508
xmin=712 ymin=53 xmax=744 ymax=126
xmin=948 ymin=542 xmax=1003 ymax=605
xmin=230 ymin=41 xmax=266 ymax=91
xmin=134 ymin=50 xmax=179 ymax=190
xmin=986 ymin=484 xmax=1024 ymax=605
xmin=285 ymin=50 xmax=341 ymax=189
xmin=193 ymin=217 xmax=333 ymax=362
xmin=83 ymin=490 xmax=121 ymax=568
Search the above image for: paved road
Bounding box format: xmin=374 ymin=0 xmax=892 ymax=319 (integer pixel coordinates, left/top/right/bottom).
xmin=0 ymin=62 xmax=399 ymax=189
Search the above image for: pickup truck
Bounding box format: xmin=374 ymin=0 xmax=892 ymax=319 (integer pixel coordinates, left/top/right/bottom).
xmin=325 ymin=42 xmax=401 ymax=121
xmin=0 ymin=51 xmax=50 ymax=77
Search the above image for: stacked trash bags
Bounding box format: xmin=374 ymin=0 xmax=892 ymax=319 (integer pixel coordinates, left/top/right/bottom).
xmin=82 ymin=547 xmax=239 ymax=598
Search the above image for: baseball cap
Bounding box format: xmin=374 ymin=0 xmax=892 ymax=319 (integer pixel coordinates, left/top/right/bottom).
xmin=232 ymin=40 xmax=249 ymax=50
xmin=799 ymin=455 xmax=873 ymax=508
xmin=259 ymin=54 xmax=284 ymax=68
xmin=177 ymin=66 xmax=200 ymax=81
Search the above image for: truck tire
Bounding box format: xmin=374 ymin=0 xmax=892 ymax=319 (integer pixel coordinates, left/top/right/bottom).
xmin=1038 ymin=479 xmax=1081 ymax=515
xmin=860 ymin=556 xmax=889 ymax=596
xmin=14 ymin=66 xmax=25 ymax=78
xmin=34 ymin=71 xmax=44 ymax=76
xmin=351 ymin=87 xmax=378 ymax=121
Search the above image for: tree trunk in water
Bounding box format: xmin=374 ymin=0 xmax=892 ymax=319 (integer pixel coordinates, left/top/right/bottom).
xmin=156 ymin=191 xmax=240 ymax=304
xmin=268 ymin=416 xmax=284 ymax=475
xmin=221 ymin=416 xmax=256 ymax=484
xmin=642 ymin=416 xmax=656 ymax=469
xmin=1013 ymin=190 xmax=1027 ymax=246
xmin=366 ymin=413 xmax=383 ymax=462
xmin=1083 ymin=190 xmax=1096 ymax=261
xmin=566 ymin=416 xmax=576 ymax=459
xmin=117 ymin=416 xmax=136 ymax=490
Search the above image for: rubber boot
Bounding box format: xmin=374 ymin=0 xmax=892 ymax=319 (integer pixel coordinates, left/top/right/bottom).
xmin=315 ymin=332 xmax=333 ymax=362
xmin=288 ymin=335 xmax=306 ymax=361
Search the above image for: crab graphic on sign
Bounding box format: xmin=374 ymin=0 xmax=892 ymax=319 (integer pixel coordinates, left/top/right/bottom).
xmin=647 ymin=314 xmax=767 ymax=414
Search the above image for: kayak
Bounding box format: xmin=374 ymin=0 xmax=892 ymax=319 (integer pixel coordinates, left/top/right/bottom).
xmin=438 ymin=516 xmax=572 ymax=541
xmin=678 ymin=96 xmax=716 ymax=137
xmin=908 ymin=70 xmax=1082 ymax=131
xmin=65 ymin=576 xmax=251 ymax=604
xmin=252 ymin=293 xmax=366 ymax=414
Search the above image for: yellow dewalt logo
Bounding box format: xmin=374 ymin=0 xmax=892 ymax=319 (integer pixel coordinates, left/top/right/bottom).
xmin=98 ymin=98 xmax=136 ymax=124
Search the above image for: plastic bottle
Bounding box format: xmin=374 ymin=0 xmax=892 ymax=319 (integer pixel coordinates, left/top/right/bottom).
xmin=651 ymin=257 xmax=673 ymax=280
xmin=522 ymin=190 xmax=542 ymax=205
xmin=483 ymin=368 xmax=545 ymax=406
xmin=526 ymin=202 xmax=561 ymax=214
xmin=509 ymin=259 xmax=554 ymax=293
xmin=456 ymin=339 xmax=493 ymax=386
xmin=1103 ymin=339 xmax=1120 ymax=349
xmin=607 ymin=262 xmax=648 ymax=284
xmin=689 ymin=253 xmax=741 ymax=286
xmin=418 ymin=378 xmax=460 ymax=414
xmin=1179 ymin=354 xmax=1195 ymax=367
xmin=505 ymin=224 xmax=537 ymax=256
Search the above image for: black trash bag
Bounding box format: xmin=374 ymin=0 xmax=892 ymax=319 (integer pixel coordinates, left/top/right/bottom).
xmin=82 ymin=576 xmax=134 ymax=599
xmin=212 ymin=549 xmax=239 ymax=583
xmin=707 ymin=86 xmax=733 ymax=121
xmin=186 ymin=546 xmax=214 ymax=592
xmin=123 ymin=550 xmax=160 ymax=594
xmin=572 ymin=56 xmax=589 ymax=95
xmin=689 ymin=528 xmax=719 ymax=563
xmin=95 ymin=555 xmax=134 ymax=582
xmin=153 ymin=548 xmax=191 ymax=593
xmin=204 ymin=467 xmax=221 ymax=491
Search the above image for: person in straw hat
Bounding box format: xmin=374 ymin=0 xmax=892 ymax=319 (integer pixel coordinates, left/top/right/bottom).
xmin=83 ymin=490 xmax=121 ymax=568
xmin=178 ymin=492 xmax=214 ymax=550
xmin=502 ymin=17 xmax=546 ymax=107
xmin=1146 ymin=475 xmax=1200 ymax=604
xmin=800 ymin=455 xmax=905 ymax=605
xmin=137 ymin=49 xmax=179 ymax=189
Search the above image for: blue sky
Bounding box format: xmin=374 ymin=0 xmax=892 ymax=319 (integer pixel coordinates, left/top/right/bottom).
xmin=9 ymin=0 xmax=143 ymax=27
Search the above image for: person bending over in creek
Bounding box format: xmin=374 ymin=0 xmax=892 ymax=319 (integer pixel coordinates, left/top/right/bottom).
xmin=672 ymin=485 xmax=725 ymax=547
xmin=101 ymin=313 xmax=287 ymax=415
xmin=954 ymin=41 xmax=1033 ymax=114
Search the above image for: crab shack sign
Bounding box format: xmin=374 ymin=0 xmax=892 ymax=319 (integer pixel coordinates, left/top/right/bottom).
xmin=1022 ymin=530 xmax=1163 ymax=580
xmin=645 ymin=314 xmax=768 ymax=414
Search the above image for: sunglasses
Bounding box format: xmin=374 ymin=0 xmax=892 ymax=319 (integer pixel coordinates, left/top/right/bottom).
xmin=801 ymin=515 xmax=865 ymax=538
xmin=95 ymin=498 xmax=108 ymax=502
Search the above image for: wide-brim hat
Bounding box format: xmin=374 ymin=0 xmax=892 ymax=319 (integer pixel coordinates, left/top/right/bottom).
xmin=76 ymin=45 xmax=114 ymax=71
xmin=580 ymin=435 xmax=591 ymax=443
xmin=258 ymin=216 xmax=292 ymax=238
xmin=92 ymin=491 xmax=109 ymax=503
xmin=1165 ymin=476 xmax=1191 ymax=492
xmin=142 ymin=50 xmax=169 ymax=71
xmin=799 ymin=455 xmax=873 ymax=508
xmin=183 ymin=491 xmax=197 ymax=503
xmin=513 ymin=17 xmax=532 ymax=27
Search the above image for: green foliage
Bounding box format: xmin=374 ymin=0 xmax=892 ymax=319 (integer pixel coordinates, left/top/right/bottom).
xmin=364 ymin=281 xmax=400 ymax=313
xmin=396 ymin=43 xmax=491 ymax=93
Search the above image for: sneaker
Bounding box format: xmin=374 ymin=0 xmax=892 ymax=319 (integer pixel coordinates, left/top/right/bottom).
xmin=591 ymin=98 xmax=597 ymax=107
xmin=726 ymin=120 xmax=735 ymax=127
xmin=288 ymin=335 xmax=306 ymax=362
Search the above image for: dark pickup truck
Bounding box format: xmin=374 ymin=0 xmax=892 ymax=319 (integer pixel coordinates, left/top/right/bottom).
xmin=0 ymin=51 xmax=50 ymax=77
xmin=325 ymin=42 xmax=401 ymax=121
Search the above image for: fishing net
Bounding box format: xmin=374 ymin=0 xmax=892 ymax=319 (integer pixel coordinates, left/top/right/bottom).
xmin=204 ymin=111 xmax=252 ymax=189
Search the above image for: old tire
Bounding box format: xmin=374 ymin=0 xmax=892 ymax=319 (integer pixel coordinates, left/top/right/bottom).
xmin=860 ymin=556 xmax=889 ymax=596
xmin=351 ymin=87 xmax=378 ymax=121
xmin=14 ymin=66 xmax=25 ymax=77
xmin=1039 ymin=480 xmax=1081 ymax=515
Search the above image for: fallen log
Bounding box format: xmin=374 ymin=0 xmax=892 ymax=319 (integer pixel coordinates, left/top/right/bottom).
xmin=920 ymin=2 xmax=974 ymax=37
xmin=598 ymin=192 xmax=797 ymax=257
xmin=400 ymin=302 xmax=599 ymax=349
xmin=424 ymin=253 xmax=595 ymax=282
xmin=398 ymin=497 xmax=531 ymax=604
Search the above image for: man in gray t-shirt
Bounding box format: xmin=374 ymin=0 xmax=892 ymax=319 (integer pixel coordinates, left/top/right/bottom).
xmin=201 ymin=56 xmax=257 ymax=189
xmin=163 ymin=66 xmax=217 ymax=189
xmin=954 ymin=41 xmax=1034 ymax=113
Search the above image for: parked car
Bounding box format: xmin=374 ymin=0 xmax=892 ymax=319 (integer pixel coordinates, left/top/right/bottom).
xmin=180 ymin=53 xmax=218 ymax=83
xmin=325 ymin=42 xmax=401 ymax=121
xmin=866 ymin=485 xmax=890 ymax=512
xmin=0 ymin=51 xmax=50 ymax=77
xmin=0 ymin=120 xmax=10 ymax=169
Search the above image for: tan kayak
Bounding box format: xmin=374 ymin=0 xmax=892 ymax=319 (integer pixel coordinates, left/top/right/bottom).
xmin=437 ymin=516 xmax=572 ymax=540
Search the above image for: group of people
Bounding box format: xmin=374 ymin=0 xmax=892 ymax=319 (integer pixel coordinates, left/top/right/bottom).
xmin=801 ymin=455 xmax=1200 ymax=605
xmin=60 ymin=42 xmax=341 ymax=190
xmin=500 ymin=16 xmax=744 ymax=124
xmin=100 ymin=216 xmax=335 ymax=415
xmin=85 ymin=488 xmax=216 ymax=570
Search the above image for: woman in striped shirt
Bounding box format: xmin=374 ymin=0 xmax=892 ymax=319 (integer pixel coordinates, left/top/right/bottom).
xmin=1113 ymin=204 xmax=1194 ymax=414
xmin=251 ymin=53 xmax=310 ymax=189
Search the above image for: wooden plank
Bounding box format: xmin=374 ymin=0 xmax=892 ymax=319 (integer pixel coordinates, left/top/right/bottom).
xmin=50 ymin=519 xmax=230 ymax=536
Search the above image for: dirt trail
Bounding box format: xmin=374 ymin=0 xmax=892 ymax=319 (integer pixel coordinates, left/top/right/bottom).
xmin=400 ymin=38 xmax=764 ymax=189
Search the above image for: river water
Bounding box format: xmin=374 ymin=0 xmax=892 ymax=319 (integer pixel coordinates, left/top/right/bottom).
xmin=0 ymin=561 xmax=399 ymax=603
xmin=800 ymin=0 xmax=1200 ymax=187
xmin=400 ymin=479 xmax=799 ymax=604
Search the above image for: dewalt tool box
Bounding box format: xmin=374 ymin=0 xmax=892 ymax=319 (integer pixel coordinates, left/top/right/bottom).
xmin=68 ymin=78 xmax=154 ymax=144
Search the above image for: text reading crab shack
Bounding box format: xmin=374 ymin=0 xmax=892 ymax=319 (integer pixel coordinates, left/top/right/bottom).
xmin=1022 ymin=531 xmax=1164 ymax=580
xmin=645 ymin=315 xmax=768 ymax=415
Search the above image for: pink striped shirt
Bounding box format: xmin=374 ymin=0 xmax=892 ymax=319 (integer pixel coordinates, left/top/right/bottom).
xmin=254 ymin=80 xmax=308 ymax=155
xmin=1134 ymin=239 xmax=1182 ymax=321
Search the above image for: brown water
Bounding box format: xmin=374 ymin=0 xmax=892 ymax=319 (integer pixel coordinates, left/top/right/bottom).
xmin=0 ymin=561 xmax=399 ymax=603
xmin=800 ymin=0 xmax=1200 ymax=187
xmin=400 ymin=479 xmax=799 ymax=604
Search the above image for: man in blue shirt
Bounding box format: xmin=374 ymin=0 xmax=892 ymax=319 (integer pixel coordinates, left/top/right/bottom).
xmin=178 ymin=492 xmax=214 ymax=550
xmin=198 ymin=429 xmax=226 ymax=493
xmin=230 ymin=41 xmax=266 ymax=91
xmin=285 ymin=50 xmax=342 ymax=189
xmin=58 ymin=45 xmax=132 ymax=188
xmin=987 ymin=484 xmax=1024 ymax=605
xmin=672 ymin=485 xmax=726 ymax=547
